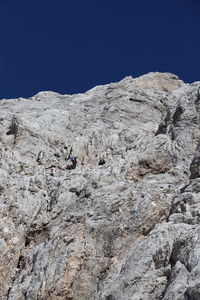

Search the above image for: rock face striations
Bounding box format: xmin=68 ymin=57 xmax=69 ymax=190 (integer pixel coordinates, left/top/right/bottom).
xmin=0 ymin=72 xmax=200 ymax=299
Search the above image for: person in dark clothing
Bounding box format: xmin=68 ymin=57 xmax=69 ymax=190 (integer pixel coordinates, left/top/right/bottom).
xmin=69 ymin=156 xmax=78 ymax=169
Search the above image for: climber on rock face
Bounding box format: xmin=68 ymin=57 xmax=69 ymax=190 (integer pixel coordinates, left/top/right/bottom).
xmin=70 ymin=156 xmax=77 ymax=169
xmin=66 ymin=156 xmax=78 ymax=170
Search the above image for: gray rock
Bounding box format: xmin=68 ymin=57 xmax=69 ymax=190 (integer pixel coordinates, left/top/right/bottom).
xmin=0 ymin=72 xmax=200 ymax=299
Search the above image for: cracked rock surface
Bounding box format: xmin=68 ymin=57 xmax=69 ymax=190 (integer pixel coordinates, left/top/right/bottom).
xmin=0 ymin=72 xmax=200 ymax=299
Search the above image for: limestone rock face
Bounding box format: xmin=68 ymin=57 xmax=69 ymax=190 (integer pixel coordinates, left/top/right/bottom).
xmin=0 ymin=72 xmax=200 ymax=299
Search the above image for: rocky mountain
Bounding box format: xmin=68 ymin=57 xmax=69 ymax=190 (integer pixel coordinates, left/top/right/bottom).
xmin=0 ymin=72 xmax=200 ymax=300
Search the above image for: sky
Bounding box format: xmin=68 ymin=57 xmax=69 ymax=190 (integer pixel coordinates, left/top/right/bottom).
xmin=0 ymin=0 xmax=199 ymax=99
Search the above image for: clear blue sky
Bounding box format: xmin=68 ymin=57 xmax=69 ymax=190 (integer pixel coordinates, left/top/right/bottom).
xmin=0 ymin=0 xmax=199 ymax=98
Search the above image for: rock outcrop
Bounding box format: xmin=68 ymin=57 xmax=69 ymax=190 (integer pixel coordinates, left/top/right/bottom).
xmin=0 ymin=72 xmax=200 ymax=299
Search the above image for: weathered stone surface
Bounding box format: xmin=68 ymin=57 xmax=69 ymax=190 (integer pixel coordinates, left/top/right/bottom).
xmin=0 ymin=72 xmax=200 ymax=299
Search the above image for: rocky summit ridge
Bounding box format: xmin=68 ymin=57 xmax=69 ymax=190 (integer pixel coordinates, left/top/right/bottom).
xmin=0 ymin=72 xmax=200 ymax=300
